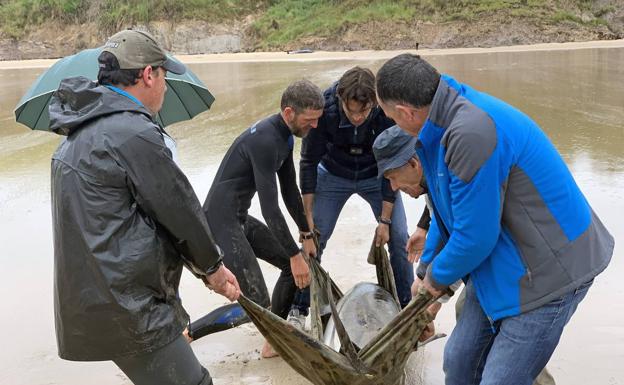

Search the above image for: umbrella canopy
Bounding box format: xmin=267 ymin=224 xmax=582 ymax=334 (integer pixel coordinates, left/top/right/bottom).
xmin=14 ymin=47 xmax=214 ymax=130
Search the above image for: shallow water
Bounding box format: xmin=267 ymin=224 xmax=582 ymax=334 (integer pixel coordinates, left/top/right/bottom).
xmin=0 ymin=47 xmax=622 ymax=385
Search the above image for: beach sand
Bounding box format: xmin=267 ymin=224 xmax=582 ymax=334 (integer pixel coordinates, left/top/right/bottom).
xmin=1 ymin=39 xmax=622 ymax=385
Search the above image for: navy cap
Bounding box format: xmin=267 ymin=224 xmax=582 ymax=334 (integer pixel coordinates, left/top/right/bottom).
xmin=373 ymin=125 xmax=417 ymax=178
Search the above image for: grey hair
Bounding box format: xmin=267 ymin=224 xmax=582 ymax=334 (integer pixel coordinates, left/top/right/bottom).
xmin=376 ymin=54 xmax=440 ymax=108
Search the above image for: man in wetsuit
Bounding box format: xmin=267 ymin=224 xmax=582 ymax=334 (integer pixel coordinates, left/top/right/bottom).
xmin=203 ymin=79 xmax=324 ymax=357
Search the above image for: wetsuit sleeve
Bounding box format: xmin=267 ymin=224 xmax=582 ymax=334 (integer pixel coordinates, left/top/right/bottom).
xmin=381 ymin=177 xmax=397 ymax=203
xmin=248 ymin=139 xmax=301 ymax=257
xmin=417 ymin=206 xmax=431 ymax=230
xmin=116 ymin=124 xmax=223 ymax=277
xmin=299 ymin=115 xmax=328 ymax=194
xmin=278 ymin=150 xmax=311 ymax=233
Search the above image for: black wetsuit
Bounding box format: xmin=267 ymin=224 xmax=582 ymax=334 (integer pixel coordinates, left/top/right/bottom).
xmin=203 ymin=113 xmax=310 ymax=318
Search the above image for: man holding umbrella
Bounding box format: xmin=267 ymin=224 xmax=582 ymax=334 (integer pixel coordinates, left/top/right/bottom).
xmin=49 ymin=30 xmax=239 ymax=385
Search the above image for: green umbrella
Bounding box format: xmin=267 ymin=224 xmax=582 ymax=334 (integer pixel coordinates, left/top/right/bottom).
xmin=14 ymin=47 xmax=215 ymax=130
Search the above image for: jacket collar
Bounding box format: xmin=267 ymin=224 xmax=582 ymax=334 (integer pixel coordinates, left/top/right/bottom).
xmin=418 ymin=75 xmax=462 ymax=147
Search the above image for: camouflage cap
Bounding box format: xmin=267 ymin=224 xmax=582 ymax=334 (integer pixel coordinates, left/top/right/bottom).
xmin=101 ymin=29 xmax=185 ymax=75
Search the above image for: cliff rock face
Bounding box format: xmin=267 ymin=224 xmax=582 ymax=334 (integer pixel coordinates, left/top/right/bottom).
xmin=0 ymin=4 xmax=622 ymax=61
xmin=148 ymin=21 xmax=245 ymax=54
xmin=0 ymin=21 xmax=247 ymax=60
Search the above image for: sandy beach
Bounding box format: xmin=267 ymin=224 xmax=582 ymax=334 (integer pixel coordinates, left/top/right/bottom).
xmin=1 ymin=39 xmax=623 ymax=69
xmin=0 ymin=39 xmax=622 ymax=385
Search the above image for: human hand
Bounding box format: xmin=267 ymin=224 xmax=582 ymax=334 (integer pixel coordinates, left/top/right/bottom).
xmin=411 ymin=276 xmax=423 ymax=297
xmin=302 ymin=237 xmax=317 ymax=259
xmin=183 ymin=327 xmax=193 ymax=343
xmin=290 ymin=252 xmax=311 ymax=289
xmin=419 ymin=321 xmax=436 ymax=342
xmin=406 ymin=227 xmax=427 ymax=263
xmin=423 ymin=273 xmax=445 ymax=298
xmin=204 ymin=265 xmax=240 ymax=301
xmin=418 ymin=302 xmax=441 ymax=342
xmin=375 ymin=223 xmax=390 ymax=247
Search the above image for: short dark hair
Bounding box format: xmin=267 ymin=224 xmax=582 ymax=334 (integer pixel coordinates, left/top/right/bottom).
xmin=376 ymin=54 xmax=440 ymax=108
xmin=97 ymin=51 xmax=161 ymax=87
xmin=280 ymin=79 xmax=324 ymax=113
xmin=336 ymin=66 xmax=376 ymax=106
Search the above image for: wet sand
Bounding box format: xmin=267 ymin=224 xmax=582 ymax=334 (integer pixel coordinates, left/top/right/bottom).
xmin=0 ymin=40 xmax=622 ymax=385
xmin=1 ymin=39 xmax=623 ymax=69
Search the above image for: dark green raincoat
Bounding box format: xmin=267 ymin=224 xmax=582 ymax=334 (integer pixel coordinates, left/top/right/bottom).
xmin=49 ymin=77 xmax=222 ymax=361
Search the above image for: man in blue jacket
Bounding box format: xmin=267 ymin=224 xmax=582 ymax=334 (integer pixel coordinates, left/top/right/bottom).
xmin=374 ymin=54 xmax=614 ymax=385
xmin=298 ymin=67 xmax=414 ymax=311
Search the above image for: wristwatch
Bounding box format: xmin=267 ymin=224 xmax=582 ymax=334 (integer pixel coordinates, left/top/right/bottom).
xmin=377 ymin=216 xmax=392 ymax=226
xmin=300 ymin=231 xmax=314 ymax=240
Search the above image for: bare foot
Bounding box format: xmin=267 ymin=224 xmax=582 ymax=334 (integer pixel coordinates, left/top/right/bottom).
xmin=261 ymin=340 xmax=279 ymax=358
xmin=183 ymin=327 xmax=193 ymax=344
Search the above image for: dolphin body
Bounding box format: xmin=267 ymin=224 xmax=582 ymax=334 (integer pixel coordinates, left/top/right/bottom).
xmin=323 ymin=281 xmax=426 ymax=385
xmin=323 ymin=282 xmax=400 ymax=350
xmin=239 ymin=244 xmax=437 ymax=385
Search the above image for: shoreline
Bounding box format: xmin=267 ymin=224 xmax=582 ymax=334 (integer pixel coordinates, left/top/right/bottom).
xmin=1 ymin=39 xmax=623 ymax=70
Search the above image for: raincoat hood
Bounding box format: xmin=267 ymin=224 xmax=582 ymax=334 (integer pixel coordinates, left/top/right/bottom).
xmin=49 ymin=76 xmax=153 ymax=136
xmin=50 ymin=77 xmax=223 ymax=361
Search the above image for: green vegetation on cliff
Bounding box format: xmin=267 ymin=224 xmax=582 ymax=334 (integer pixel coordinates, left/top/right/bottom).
xmin=0 ymin=0 xmax=620 ymax=48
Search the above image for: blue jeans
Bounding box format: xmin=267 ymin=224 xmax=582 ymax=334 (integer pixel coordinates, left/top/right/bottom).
xmin=293 ymin=164 xmax=413 ymax=310
xmin=444 ymin=278 xmax=593 ymax=385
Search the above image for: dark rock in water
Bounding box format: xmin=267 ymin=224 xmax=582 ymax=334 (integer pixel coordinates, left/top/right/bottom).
xmin=286 ymin=49 xmax=314 ymax=54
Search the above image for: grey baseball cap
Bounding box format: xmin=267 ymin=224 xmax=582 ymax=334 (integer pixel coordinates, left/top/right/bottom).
xmin=100 ymin=29 xmax=185 ymax=75
xmin=373 ymin=125 xmax=418 ymax=178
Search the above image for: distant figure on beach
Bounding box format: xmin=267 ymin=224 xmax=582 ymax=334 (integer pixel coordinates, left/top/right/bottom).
xmin=49 ymin=29 xmax=240 ymax=385
xmin=374 ymin=53 xmax=613 ymax=385
xmin=203 ymin=79 xmax=323 ymax=358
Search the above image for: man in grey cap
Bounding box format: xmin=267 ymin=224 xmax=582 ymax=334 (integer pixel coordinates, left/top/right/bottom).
xmin=373 ymin=126 xmax=557 ymax=385
xmin=49 ymin=29 xmax=240 ymax=385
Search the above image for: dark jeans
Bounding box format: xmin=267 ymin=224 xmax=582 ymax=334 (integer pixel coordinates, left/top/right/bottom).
xmin=208 ymin=213 xmax=297 ymax=319
xmin=113 ymin=335 xmax=213 ymax=385
xmin=454 ymin=287 xmax=556 ymax=385
xmin=444 ymin=279 xmax=592 ymax=385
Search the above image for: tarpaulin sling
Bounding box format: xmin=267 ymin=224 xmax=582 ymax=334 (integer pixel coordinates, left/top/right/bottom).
xmin=238 ymin=243 xmax=438 ymax=385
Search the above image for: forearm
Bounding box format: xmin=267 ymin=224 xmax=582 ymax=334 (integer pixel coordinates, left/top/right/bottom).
xmin=381 ymin=177 xmax=396 ymax=203
xmin=299 ymin=165 xmax=318 ymax=195
xmin=380 ymin=201 xmax=394 ymax=221
xmin=119 ymin=134 xmax=223 ymax=275
xmin=417 ymin=206 xmax=431 ymax=230
xmin=302 ymin=193 xmax=315 ymax=229
xmin=281 ymin=189 xmax=310 ymax=232
xmin=264 ymin=210 xmax=301 ymax=257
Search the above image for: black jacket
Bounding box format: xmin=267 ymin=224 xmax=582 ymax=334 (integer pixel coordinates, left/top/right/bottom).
xmin=300 ymin=83 xmax=396 ymax=202
xmin=49 ymin=77 xmax=222 ymax=361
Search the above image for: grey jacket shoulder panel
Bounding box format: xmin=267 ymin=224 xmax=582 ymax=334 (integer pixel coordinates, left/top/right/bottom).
xmin=432 ymin=80 xmax=497 ymax=183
